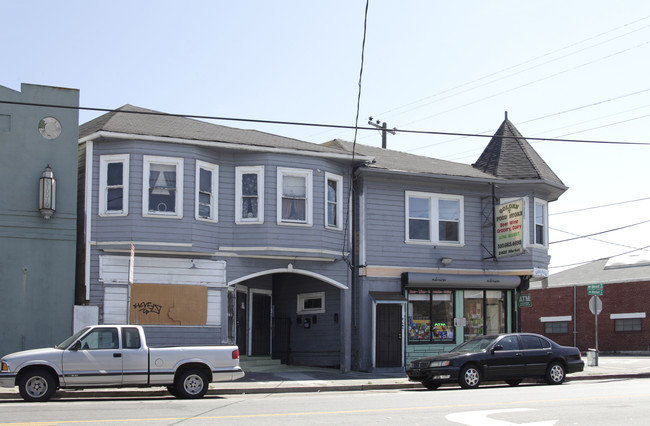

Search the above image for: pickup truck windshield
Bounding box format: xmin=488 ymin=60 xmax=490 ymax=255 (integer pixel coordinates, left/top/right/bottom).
xmin=55 ymin=327 xmax=90 ymax=349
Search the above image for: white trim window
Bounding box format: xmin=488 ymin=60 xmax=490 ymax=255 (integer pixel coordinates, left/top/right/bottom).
xmin=406 ymin=191 xmax=464 ymax=245
xmin=195 ymin=160 xmax=218 ymax=222
xmin=297 ymin=292 xmax=325 ymax=314
xmin=325 ymin=172 xmax=343 ymax=229
xmin=236 ymin=166 xmax=264 ymax=224
xmin=142 ymin=156 xmax=183 ymax=218
xmin=99 ymin=154 xmax=129 ymax=216
xmin=277 ymin=167 xmax=313 ymax=225
xmin=534 ymin=198 xmax=548 ymax=247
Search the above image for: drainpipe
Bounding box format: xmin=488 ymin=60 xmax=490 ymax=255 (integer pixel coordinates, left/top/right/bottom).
xmin=573 ymin=285 xmax=577 ymax=347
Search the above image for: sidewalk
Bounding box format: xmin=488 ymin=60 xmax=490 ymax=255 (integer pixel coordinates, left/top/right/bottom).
xmin=2 ymin=355 xmax=649 ymax=400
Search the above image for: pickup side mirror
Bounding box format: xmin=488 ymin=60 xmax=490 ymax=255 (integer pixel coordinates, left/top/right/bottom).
xmin=70 ymin=341 xmax=82 ymax=351
xmin=491 ymin=344 xmax=504 ymax=354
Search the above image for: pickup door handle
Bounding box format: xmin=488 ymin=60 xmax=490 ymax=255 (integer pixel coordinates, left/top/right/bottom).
xmin=113 ymin=353 xmax=122 ymax=358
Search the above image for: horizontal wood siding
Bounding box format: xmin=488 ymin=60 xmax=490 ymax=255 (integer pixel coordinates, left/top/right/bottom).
xmin=90 ymin=141 xmax=351 ymax=257
xmin=362 ymin=174 xmax=546 ymax=271
xmin=272 ymin=274 xmax=341 ymax=367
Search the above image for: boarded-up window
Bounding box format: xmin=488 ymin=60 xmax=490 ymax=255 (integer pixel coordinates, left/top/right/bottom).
xmin=130 ymin=284 xmax=207 ymax=325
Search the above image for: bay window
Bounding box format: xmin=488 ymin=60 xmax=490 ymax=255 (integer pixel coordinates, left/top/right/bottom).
xmin=277 ymin=167 xmax=312 ymax=225
xmin=195 ymin=161 xmax=218 ymax=222
xmin=325 ymin=173 xmax=343 ymax=229
xmin=99 ymin=154 xmax=129 ymax=216
xmin=236 ymin=166 xmax=264 ymax=224
xmin=143 ymin=156 xmax=183 ymax=218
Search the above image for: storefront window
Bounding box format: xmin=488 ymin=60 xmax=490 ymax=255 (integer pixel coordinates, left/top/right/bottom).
xmin=463 ymin=290 xmax=506 ymax=340
xmin=407 ymin=289 xmax=454 ymax=343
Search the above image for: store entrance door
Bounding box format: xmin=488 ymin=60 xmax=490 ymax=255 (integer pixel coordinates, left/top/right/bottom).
xmin=376 ymin=304 xmax=402 ymax=368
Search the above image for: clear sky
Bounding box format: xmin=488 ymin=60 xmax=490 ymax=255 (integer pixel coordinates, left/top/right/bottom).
xmin=4 ymin=1 xmax=650 ymax=273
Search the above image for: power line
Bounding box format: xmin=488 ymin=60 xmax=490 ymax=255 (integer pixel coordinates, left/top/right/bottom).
xmin=549 ymin=244 xmax=650 ymax=270
xmin=550 ymin=219 xmax=650 ymax=244
xmin=2 ymin=99 xmax=650 ymax=146
xmin=550 ymin=197 xmax=650 ymax=215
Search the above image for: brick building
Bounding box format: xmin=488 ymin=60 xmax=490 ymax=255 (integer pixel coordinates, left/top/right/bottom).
xmin=521 ymin=253 xmax=650 ymax=352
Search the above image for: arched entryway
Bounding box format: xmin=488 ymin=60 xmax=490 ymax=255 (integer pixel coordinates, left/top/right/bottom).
xmin=229 ymin=266 xmax=347 ymax=367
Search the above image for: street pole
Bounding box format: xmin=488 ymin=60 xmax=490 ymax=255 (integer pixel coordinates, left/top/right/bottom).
xmin=368 ymin=117 xmax=396 ymax=149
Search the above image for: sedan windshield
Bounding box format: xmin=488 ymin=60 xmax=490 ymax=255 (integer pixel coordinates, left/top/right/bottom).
xmin=55 ymin=327 xmax=90 ymax=349
xmin=451 ymin=336 xmax=498 ymax=353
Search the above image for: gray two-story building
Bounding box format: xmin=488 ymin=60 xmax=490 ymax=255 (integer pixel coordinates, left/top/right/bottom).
xmin=77 ymin=106 xmax=566 ymax=372
xmin=77 ymin=105 xmax=370 ymax=369
xmin=328 ymin=118 xmax=566 ymax=371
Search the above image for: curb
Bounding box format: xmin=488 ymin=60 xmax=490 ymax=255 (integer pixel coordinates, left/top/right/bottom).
xmin=1 ymin=373 xmax=649 ymax=401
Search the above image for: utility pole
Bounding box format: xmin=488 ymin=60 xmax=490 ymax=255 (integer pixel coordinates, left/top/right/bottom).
xmin=368 ymin=117 xmax=396 ymax=149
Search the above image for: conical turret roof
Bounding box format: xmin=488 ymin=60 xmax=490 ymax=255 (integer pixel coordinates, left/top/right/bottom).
xmin=473 ymin=118 xmax=564 ymax=186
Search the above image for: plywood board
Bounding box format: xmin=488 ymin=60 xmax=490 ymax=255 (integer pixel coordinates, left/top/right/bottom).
xmin=130 ymin=283 xmax=207 ymax=325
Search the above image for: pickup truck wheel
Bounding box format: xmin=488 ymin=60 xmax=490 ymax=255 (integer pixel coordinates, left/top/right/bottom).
xmin=19 ymin=369 xmax=56 ymax=402
xmin=175 ymin=369 xmax=208 ymax=399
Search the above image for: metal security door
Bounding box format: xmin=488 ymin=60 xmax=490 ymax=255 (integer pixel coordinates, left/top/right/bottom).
xmin=251 ymin=293 xmax=271 ymax=356
xmin=376 ymin=304 xmax=402 ymax=368
xmin=236 ymin=292 xmax=247 ymax=355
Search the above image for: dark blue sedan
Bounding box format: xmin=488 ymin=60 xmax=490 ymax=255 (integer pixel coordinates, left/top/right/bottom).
xmin=406 ymin=333 xmax=584 ymax=390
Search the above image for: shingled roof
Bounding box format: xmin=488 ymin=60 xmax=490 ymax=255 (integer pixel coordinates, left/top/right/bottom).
xmin=79 ymin=104 xmax=356 ymax=157
xmin=324 ymin=139 xmax=498 ymax=180
xmin=473 ymin=118 xmax=565 ymax=186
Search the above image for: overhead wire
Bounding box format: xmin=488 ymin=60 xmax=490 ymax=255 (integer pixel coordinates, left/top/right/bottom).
xmin=2 ymin=99 xmax=650 ymax=147
xmin=342 ymin=0 xmax=370 ymax=268
xmin=302 ymin=15 xmax=650 ymax=143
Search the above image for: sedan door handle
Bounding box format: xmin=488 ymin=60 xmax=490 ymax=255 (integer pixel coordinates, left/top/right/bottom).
xmin=113 ymin=353 xmax=122 ymax=358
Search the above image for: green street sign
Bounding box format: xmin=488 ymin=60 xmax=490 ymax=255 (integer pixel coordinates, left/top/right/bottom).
xmin=518 ymin=294 xmax=532 ymax=308
xmin=587 ymin=283 xmax=604 ymax=296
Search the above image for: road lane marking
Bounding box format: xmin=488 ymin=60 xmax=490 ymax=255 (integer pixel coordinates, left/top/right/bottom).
xmin=447 ymin=408 xmax=557 ymax=426
xmin=2 ymin=392 xmax=649 ymax=425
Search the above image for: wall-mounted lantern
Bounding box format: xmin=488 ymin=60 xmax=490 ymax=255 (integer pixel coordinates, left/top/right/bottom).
xmin=39 ymin=165 xmax=56 ymax=219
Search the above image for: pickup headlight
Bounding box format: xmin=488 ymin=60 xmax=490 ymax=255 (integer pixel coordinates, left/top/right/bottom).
xmin=429 ymin=360 xmax=450 ymax=367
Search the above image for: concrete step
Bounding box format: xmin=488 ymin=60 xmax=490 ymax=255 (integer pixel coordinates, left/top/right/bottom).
xmin=239 ymin=356 xmax=284 ymax=371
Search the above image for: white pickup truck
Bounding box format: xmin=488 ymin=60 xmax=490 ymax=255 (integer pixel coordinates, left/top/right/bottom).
xmin=0 ymin=325 xmax=244 ymax=402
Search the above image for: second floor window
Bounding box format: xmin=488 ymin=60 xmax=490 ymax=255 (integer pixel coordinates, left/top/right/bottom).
xmin=236 ymin=166 xmax=264 ymax=224
xmin=143 ymin=156 xmax=183 ymax=218
xmin=195 ymin=161 xmax=218 ymax=222
xmin=277 ymin=168 xmax=312 ymax=225
xmin=406 ymin=191 xmax=464 ymax=244
xmin=99 ymin=154 xmax=129 ymax=216
xmin=534 ymin=198 xmax=548 ymax=246
xmin=326 ymin=173 xmax=343 ymax=229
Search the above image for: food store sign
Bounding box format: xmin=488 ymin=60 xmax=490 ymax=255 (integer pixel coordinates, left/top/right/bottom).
xmin=495 ymin=199 xmax=525 ymax=258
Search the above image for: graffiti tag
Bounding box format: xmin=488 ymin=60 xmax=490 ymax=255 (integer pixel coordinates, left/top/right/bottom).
xmin=133 ymin=301 xmax=162 ymax=315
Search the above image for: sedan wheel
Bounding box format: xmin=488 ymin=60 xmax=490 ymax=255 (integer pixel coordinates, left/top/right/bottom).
xmin=459 ymin=365 xmax=481 ymax=389
xmin=545 ymin=362 xmax=566 ymax=385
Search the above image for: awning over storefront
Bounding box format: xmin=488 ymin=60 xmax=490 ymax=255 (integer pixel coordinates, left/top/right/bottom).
xmin=402 ymin=272 xmax=521 ymax=289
